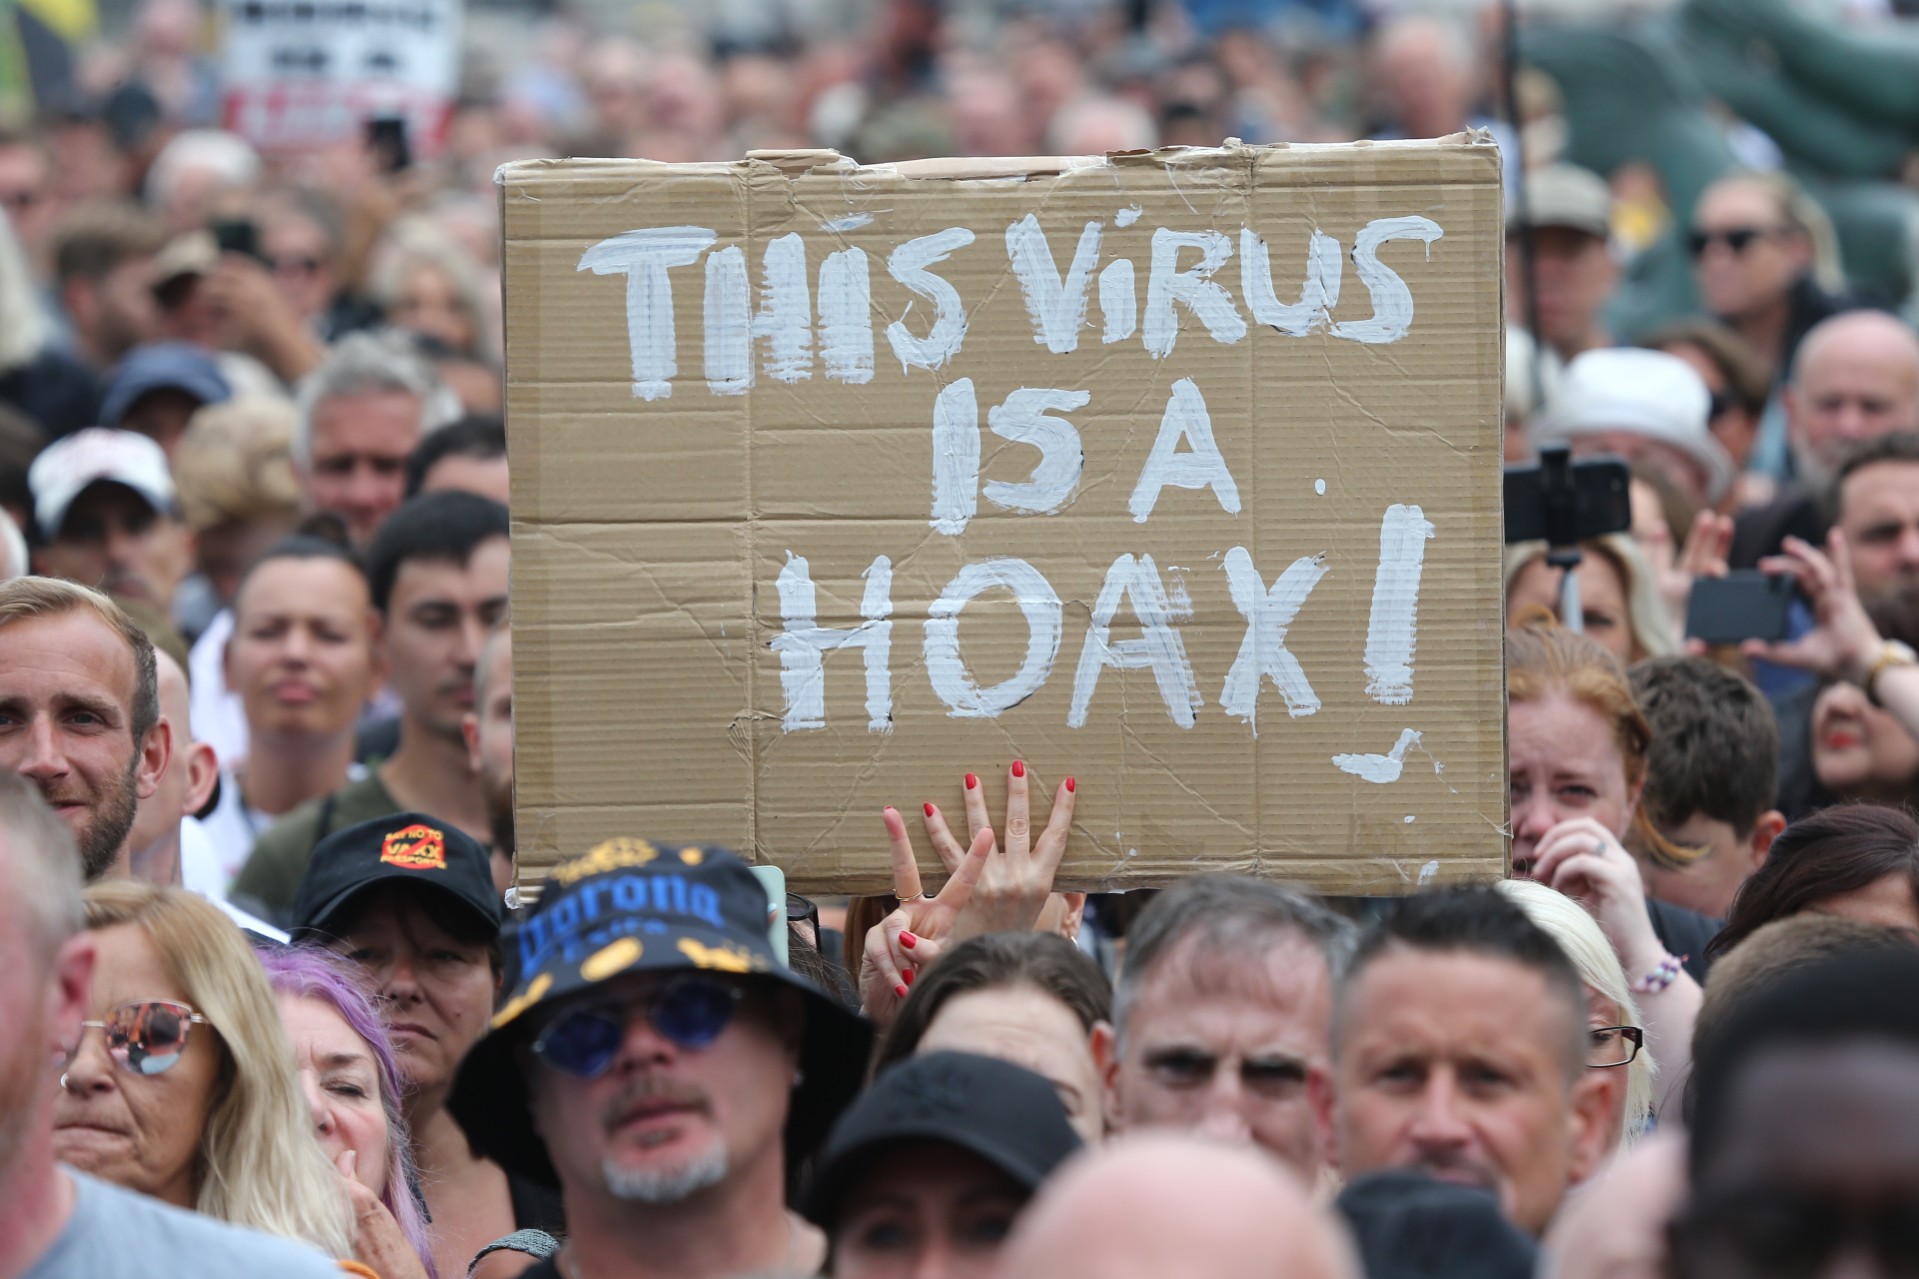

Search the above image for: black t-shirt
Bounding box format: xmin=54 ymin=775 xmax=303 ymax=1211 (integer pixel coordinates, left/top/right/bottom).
xmin=1646 ymin=897 xmax=1722 ymax=983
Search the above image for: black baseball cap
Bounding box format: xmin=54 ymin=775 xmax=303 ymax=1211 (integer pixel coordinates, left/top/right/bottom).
xmin=1335 ymin=1170 xmax=1538 ymax=1279
xmin=290 ymin=812 xmax=503 ymax=943
xmin=447 ymin=838 xmax=873 ymax=1188
xmin=802 ymin=1050 xmax=1084 ymax=1228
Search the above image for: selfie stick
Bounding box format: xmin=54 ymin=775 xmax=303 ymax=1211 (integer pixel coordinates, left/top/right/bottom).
xmin=1537 ymin=446 xmax=1586 ymax=635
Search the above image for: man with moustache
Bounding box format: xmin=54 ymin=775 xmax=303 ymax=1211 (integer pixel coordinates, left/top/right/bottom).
xmin=448 ymin=840 xmax=872 ymax=1279
xmin=1312 ymin=886 xmax=1612 ymax=1238
xmin=0 ymin=576 xmax=170 ymax=881
xmin=236 ymin=491 xmax=507 ymax=920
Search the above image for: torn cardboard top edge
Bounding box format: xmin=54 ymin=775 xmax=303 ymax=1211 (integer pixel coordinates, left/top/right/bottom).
xmin=492 ymin=130 xmax=1500 ymax=188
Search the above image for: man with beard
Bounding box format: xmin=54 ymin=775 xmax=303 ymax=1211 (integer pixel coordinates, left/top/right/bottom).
xmin=447 ymin=840 xmax=872 ymax=1279
xmin=0 ymin=576 xmax=170 ymax=881
xmin=1311 ymin=885 xmax=1612 ymax=1238
xmin=236 ymin=491 xmax=507 ymax=920
xmin=462 ymin=621 xmax=513 ymax=895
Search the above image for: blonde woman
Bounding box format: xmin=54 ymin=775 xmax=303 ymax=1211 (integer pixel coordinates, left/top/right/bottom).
xmin=1505 ymin=534 xmax=1678 ymax=666
xmin=1497 ymin=879 xmax=1656 ymax=1152
xmin=55 ymin=883 xmax=364 ymax=1264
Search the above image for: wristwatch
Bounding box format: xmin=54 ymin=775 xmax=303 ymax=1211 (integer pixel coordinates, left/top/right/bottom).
xmin=1865 ymin=640 xmax=1919 ymax=708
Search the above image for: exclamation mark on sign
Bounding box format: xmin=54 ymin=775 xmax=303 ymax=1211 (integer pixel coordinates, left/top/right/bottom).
xmin=1363 ymin=504 xmax=1435 ymax=705
xmin=1333 ymin=504 xmax=1435 ymax=783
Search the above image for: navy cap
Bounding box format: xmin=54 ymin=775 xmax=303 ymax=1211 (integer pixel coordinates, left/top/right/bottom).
xmin=802 ymin=1051 xmax=1084 ymax=1228
xmin=290 ymin=811 xmax=503 ymax=943
xmin=447 ymin=839 xmax=872 ymax=1188
xmin=100 ymin=343 xmax=231 ymax=429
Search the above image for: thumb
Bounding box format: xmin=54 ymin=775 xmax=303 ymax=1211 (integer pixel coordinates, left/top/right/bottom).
xmin=335 ymin=1148 xmax=358 ymax=1182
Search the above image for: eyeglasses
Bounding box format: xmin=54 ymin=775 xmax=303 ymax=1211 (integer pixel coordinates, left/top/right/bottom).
xmin=1707 ymin=389 xmax=1736 ymax=420
xmin=1587 ymin=1024 xmax=1644 ymax=1069
xmin=785 ymin=893 xmax=819 ymax=932
xmin=1668 ymin=1185 xmax=1919 ymax=1279
xmin=76 ymin=1000 xmax=211 ymax=1076
xmin=531 ymin=977 xmax=745 ymax=1079
xmin=1688 ymin=226 xmax=1783 ymax=258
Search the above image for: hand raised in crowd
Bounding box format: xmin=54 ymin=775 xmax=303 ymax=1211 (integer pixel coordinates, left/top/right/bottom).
xmin=859 ymin=816 xmax=994 ymax=1022
xmin=1527 ymin=816 xmax=1668 ymax=976
xmin=335 ymin=1151 xmax=429 ymax=1279
xmin=1648 ymin=508 xmax=1734 ymax=634
xmin=1748 ymin=530 xmax=1882 ymax=682
xmin=202 ymin=252 xmax=325 ymax=382
xmin=929 ymin=763 xmax=1078 ymax=941
xmin=859 ymin=764 xmax=1077 ymax=1023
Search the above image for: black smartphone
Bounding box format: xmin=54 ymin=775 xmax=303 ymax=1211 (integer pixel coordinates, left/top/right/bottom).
xmin=210 ymin=217 xmax=262 ymax=262
xmin=1504 ymin=449 xmax=1632 ymax=546
xmin=1685 ymin=571 xmax=1798 ymax=644
xmin=366 ymin=114 xmax=411 ymax=174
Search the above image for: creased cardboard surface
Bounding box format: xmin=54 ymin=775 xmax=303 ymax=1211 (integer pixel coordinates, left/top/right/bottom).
xmin=506 ymin=137 xmax=1508 ymax=895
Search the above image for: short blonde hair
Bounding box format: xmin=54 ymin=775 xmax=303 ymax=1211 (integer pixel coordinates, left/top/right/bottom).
xmin=1497 ymin=879 xmax=1654 ymax=1147
xmin=172 ymin=398 xmax=301 ymax=532
xmin=82 ymin=883 xmax=354 ymax=1258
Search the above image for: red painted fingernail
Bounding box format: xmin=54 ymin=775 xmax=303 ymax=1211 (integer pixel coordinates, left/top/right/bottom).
xmin=1066 ymin=776 xmax=1076 ymax=793
xmin=965 ymin=773 xmax=978 ymax=790
xmin=902 ymin=968 xmax=914 ymax=986
xmin=924 ymin=802 xmax=936 ymax=818
xmin=895 ymin=984 xmax=909 ymax=999
xmin=900 ymin=931 xmax=917 ymax=948
xmin=1012 ymin=759 xmax=1025 ymax=778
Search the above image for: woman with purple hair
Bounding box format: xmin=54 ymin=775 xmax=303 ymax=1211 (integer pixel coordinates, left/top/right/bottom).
xmin=258 ymin=943 xmax=440 ymax=1279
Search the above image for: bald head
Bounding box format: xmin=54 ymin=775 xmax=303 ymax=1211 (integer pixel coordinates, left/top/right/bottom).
xmin=1002 ymin=1134 xmax=1359 ymax=1279
xmin=1787 ymin=310 xmax=1919 ymax=487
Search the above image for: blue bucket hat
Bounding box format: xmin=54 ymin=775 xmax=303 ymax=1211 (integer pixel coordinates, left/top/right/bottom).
xmin=447 ymin=839 xmax=871 ymax=1188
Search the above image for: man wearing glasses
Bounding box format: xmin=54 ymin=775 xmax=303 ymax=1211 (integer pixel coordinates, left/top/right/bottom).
xmin=0 ymin=773 xmax=341 ymax=1278
xmin=1310 ymin=886 xmax=1614 ymax=1238
xmin=449 ymin=839 xmax=871 ymax=1279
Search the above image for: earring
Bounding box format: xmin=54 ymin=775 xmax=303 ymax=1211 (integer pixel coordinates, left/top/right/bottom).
xmin=59 ymin=1073 xmax=69 ymax=1091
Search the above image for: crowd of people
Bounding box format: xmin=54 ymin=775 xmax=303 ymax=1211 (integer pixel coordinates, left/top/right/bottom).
xmin=5 ymin=0 xmax=1919 ymax=1276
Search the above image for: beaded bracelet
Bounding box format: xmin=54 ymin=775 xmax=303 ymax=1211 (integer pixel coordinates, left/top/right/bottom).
xmin=1630 ymin=953 xmax=1685 ymax=995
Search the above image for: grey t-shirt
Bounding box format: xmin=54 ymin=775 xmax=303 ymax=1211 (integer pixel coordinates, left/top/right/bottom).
xmin=23 ymin=1169 xmax=343 ymax=1279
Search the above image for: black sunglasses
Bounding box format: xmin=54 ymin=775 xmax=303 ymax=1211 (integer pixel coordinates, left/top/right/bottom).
xmin=785 ymin=892 xmax=819 ymax=931
xmin=1688 ymin=226 xmax=1780 ymax=258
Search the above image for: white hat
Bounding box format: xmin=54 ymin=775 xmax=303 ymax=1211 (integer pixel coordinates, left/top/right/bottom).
xmin=1537 ymin=348 xmax=1735 ymax=504
xmin=29 ymin=428 xmax=176 ymax=540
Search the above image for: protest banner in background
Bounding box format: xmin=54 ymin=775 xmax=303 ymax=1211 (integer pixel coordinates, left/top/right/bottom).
xmin=220 ymin=0 xmax=460 ymax=151
xmin=505 ymin=138 xmax=1508 ymax=895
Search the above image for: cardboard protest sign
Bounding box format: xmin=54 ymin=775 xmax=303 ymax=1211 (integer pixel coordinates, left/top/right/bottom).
xmin=221 ymin=0 xmax=461 ymax=151
xmin=505 ymin=138 xmax=1508 ymax=896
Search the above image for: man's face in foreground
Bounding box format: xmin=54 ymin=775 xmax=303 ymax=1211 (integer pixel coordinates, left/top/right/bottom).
xmin=1320 ymin=947 xmax=1606 ymax=1236
xmin=1105 ymin=932 xmax=1332 ymax=1178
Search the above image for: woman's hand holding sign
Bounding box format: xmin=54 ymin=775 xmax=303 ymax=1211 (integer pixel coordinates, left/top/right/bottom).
xmin=858 ymin=763 xmax=1079 ymax=1024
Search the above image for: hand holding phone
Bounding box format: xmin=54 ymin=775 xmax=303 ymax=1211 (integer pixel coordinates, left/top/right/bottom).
xmin=1685 ymin=571 xmax=1797 ymax=644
